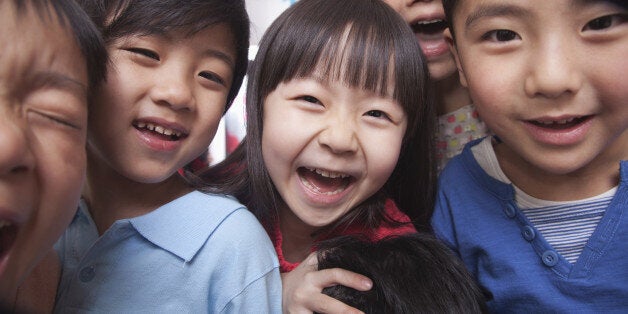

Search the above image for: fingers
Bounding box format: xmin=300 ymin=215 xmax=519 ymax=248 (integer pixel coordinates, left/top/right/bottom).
xmin=299 ymin=252 xmax=373 ymax=291
xmin=281 ymin=253 xmax=372 ymax=314
xmin=309 ymin=267 xmax=372 ymax=291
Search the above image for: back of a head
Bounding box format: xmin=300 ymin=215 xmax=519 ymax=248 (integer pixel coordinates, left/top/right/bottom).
xmin=316 ymin=234 xmax=487 ymax=313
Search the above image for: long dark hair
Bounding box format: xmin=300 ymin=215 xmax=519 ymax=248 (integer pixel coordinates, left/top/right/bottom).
xmin=201 ymin=0 xmax=436 ymax=232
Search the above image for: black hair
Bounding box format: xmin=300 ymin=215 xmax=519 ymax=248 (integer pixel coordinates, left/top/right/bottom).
xmin=13 ymin=0 xmax=108 ymax=96
xmin=201 ymin=0 xmax=436 ymax=233
xmin=316 ymin=234 xmax=487 ymax=314
xmin=75 ymin=0 xmax=250 ymax=110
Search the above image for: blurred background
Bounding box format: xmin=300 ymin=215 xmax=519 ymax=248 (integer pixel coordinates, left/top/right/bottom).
xmin=208 ymin=0 xmax=298 ymax=164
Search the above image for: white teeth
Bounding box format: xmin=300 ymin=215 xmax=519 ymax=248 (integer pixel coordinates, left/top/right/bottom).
xmin=306 ymin=167 xmax=349 ymax=179
xmin=0 ymin=220 xmax=12 ymax=229
xmin=536 ymin=117 xmax=577 ymax=125
xmin=136 ymin=122 xmax=181 ymax=137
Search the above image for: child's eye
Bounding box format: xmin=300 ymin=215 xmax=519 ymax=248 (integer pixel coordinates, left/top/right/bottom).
xmin=364 ymin=110 xmax=390 ymax=120
xmin=199 ymin=71 xmax=226 ymax=86
xmin=30 ymin=110 xmax=80 ymax=130
xmin=298 ymin=95 xmax=321 ymax=104
xmin=583 ymin=14 xmax=626 ymax=31
xmin=125 ymin=47 xmax=160 ymax=61
xmin=481 ymin=29 xmax=520 ymax=42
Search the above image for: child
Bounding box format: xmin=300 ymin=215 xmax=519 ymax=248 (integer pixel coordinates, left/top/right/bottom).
xmin=316 ymin=234 xmax=487 ymax=313
xmin=382 ymin=0 xmax=489 ymax=171
xmin=433 ymin=0 xmax=628 ymax=311
xmin=53 ymin=1 xmax=281 ymax=312
xmin=201 ymin=0 xmax=437 ymax=312
xmin=0 ymin=0 xmax=106 ymax=311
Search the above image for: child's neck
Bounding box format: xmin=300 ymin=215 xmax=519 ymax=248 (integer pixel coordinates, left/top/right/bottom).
xmin=83 ymin=156 xmax=193 ymax=235
xmin=278 ymin=205 xmax=317 ymax=264
xmin=436 ymin=74 xmax=471 ymax=116
xmin=495 ymin=131 xmax=627 ymax=201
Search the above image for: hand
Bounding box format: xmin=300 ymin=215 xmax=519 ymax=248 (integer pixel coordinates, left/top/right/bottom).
xmin=281 ymin=252 xmax=372 ymax=314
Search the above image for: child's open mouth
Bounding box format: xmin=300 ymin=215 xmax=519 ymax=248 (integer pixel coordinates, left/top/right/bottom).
xmin=133 ymin=121 xmax=188 ymax=141
xmin=298 ymin=167 xmax=354 ymax=196
xmin=411 ymin=19 xmax=448 ymax=36
xmin=0 ymin=220 xmax=18 ymax=261
xmin=528 ymin=115 xmax=592 ymax=130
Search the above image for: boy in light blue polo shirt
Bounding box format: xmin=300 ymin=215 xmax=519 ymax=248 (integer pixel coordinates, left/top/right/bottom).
xmin=53 ymin=1 xmax=281 ymax=312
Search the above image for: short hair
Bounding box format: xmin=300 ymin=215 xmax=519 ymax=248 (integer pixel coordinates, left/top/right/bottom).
xmin=13 ymin=0 xmax=108 ymax=95
xmin=316 ymin=234 xmax=487 ymax=313
xmin=201 ymin=0 xmax=436 ymax=233
xmin=75 ymin=0 xmax=250 ymax=110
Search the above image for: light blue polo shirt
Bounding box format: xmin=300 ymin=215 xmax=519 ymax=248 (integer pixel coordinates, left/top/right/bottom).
xmin=54 ymin=191 xmax=281 ymax=313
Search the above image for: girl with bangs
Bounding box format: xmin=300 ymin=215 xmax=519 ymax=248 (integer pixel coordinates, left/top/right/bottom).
xmin=200 ymin=0 xmax=436 ymax=312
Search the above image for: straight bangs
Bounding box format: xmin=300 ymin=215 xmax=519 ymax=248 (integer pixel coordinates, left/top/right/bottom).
xmin=246 ymin=0 xmax=434 ymax=231
xmin=257 ymin=0 xmax=426 ymax=141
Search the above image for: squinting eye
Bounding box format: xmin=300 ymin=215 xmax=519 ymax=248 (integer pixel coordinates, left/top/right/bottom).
xmin=299 ymin=95 xmax=320 ymax=104
xmin=31 ymin=111 xmax=80 ymax=130
xmin=365 ymin=110 xmax=389 ymax=120
xmin=125 ymin=48 xmax=160 ymax=60
xmin=199 ymin=71 xmax=226 ymax=86
xmin=583 ymin=14 xmax=626 ymax=31
xmin=482 ymin=29 xmax=520 ymax=42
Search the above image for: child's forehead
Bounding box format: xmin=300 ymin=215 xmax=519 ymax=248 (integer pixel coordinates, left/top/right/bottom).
xmin=0 ymin=2 xmax=87 ymax=96
xmin=456 ymin=0 xmax=619 ymax=18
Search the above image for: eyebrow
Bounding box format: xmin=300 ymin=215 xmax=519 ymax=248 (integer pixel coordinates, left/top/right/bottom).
xmin=30 ymin=71 xmax=88 ymax=99
xmin=464 ymin=4 xmax=531 ymax=29
xmin=203 ymin=49 xmax=235 ymax=69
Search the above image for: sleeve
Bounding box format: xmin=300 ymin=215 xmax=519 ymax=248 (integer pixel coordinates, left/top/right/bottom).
xmin=213 ymin=208 xmax=282 ymax=314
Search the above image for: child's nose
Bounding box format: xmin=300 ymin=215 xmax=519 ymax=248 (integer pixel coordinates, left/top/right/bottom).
xmin=0 ymin=114 xmax=35 ymax=177
xmin=317 ymin=118 xmax=358 ymax=155
xmin=150 ymin=69 xmax=195 ymax=111
xmin=524 ymin=36 xmax=583 ymax=99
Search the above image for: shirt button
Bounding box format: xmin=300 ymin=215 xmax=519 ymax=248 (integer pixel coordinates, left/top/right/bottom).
xmin=522 ymin=226 xmax=536 ymax=242
xmin=503 ymin=203 xmax=517 ymax=218
xmin=542 ymin=251 xmax=559 ymax=267
xmin=79 ymin=266 xmax=96 ymax=282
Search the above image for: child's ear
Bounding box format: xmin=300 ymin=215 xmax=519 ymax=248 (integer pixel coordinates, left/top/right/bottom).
xmin=444 ymin=28 xmax=468 ymax=88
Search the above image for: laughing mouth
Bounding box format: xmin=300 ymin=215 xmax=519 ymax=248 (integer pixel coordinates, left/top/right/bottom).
xmin=411 ymin=19 xmax=448 ymax=35
xmin=529 ymin=116 xmax=592 ymax=130
xmin=298 ymin=167 xmax=354 ymax=196
xmin=0 ymin=220 xmax=18 ymax=260
xmin=133 ymin=121 xmax=188 ymax=141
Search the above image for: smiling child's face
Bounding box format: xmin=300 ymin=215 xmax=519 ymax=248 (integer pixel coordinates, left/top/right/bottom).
xmin=87 ymin=24 xmax=236 ymax=184
xmin=0 ymin=1 xmax=88 ymax=296
xmin=449 ymin=0 xmax=628 ymax=179
xmin=262 ymin=72 xmax=407 ymax=234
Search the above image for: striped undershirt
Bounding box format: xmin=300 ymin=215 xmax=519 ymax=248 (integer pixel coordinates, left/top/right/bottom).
xmin=519 ymin=197 xmax=611 ymax=263
xmin=471 ymin=137 xmax=617 ymax=264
